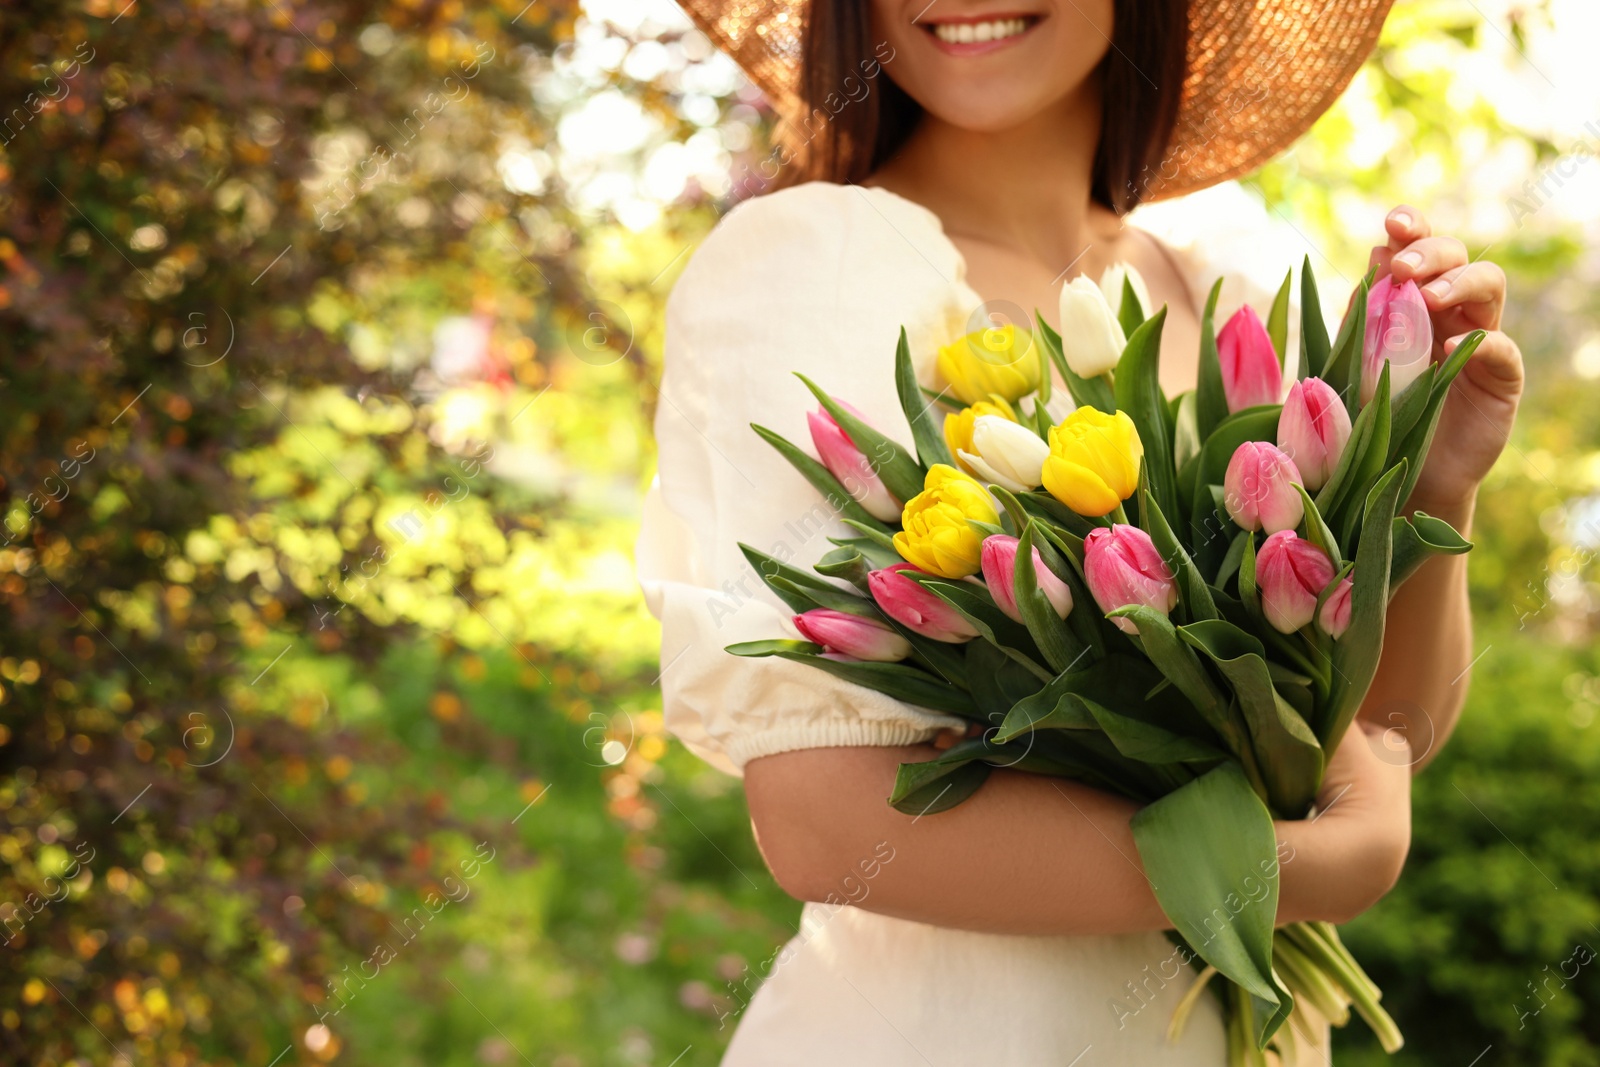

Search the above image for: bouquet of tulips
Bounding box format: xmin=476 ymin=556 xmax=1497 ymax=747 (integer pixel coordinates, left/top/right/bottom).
xmin=727 ymin=259 xmax=1481 ymax=1063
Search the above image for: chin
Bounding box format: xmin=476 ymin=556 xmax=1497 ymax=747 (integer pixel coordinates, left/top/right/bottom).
xmin=872 ymin=1 xmax=1112 ymax=130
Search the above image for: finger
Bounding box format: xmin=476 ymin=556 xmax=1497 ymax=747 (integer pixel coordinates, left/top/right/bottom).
xmin=1421 ymin=261 xmax=1506 ymax=328
xmin=1445 ymin=329 xmax=1524 ymax=391
xmin=1389 ymin=236 xmax=1468 ymax=284
xmin=1368 ymin=244 xmax=1395 ymax=280
xmin=1385 ymin=205 xmax=1431 ymax=248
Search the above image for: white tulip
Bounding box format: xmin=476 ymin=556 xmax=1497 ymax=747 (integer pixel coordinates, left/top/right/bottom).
xmin=1058 ymin=276 xmax=1127 ymax=379
xmin=962 ymin=415 xmax=1049 ymax=492
xmin=1098 ymin=261 xmax=1152 ymax=320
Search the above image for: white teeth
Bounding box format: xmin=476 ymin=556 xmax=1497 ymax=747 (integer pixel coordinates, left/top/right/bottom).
xmin=932 ymin=17 xmax=1029 ymax=45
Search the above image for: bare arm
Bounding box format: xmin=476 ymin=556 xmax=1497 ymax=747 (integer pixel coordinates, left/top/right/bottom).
xmin=744 ymin=723 xmax=1410 ymax=935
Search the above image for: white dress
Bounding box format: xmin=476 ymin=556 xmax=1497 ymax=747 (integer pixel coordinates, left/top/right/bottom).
xmin=636 ymin=181 xmax=1322 ymax=1065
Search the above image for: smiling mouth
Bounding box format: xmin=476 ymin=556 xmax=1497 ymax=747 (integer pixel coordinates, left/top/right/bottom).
xmin=921 ymin=14 xmax=1041 ymax=50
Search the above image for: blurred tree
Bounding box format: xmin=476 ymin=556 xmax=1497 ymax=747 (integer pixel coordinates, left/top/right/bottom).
xmin=0 ymin=1 xmax=631 ymax=1063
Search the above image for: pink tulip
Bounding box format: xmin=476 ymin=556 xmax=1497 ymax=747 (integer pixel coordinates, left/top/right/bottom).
xmin=979 ymin=535 xmax=1074 ymax=623
xmin=1277 ymin=378 xmax=1352 ymax=491
xmin=1224 ymin=441 xmax=1305 ymax=535
xmin=807 ymin=404 xmax=901 ymax=523
xmin=1217 ymin=304 xmax=1283 ymax=413
xmin=1256 ymin=531 xmax=1339 ymax=634
xmin=1083 ymin=525 xmax=1178 ymax=635
xmin=1319 ymin=573 xmax=1353 ymax=639
xmin=792 ymin=609 xmax=912 ymax=662
xmin=867 ymin=564 xmax=980 ymax=643
xmin=1362 ymin=275 xmax=1433 ymax=405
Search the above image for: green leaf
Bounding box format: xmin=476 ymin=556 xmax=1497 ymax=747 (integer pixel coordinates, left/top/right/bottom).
xmin=1115 ymin=306 xmax=1180 ymax=522
xmin=1131 ymin=763 xmax=1288 ymax=1047
xmin=769 ymin=575 xmax=879 ymax=619
xmin=840 ymin=518 xmax=900 ymax=555
xmin=1385 ymin=364 xmax=1436 ymax=459
xmin=990 ymin=484 xmax=1032 ymax=539
xmin=890 ymin=755 xmax=991 ymax=816
xmin=963 ymin=641 xmax=1057 ymax=731
xmin=813 ymin=545 xmax=871 ymax=588
xmin=1037 ymin=314 xmax=1116 ymax=414
xmin=738 ymin=543 xmax=843 ymax=614
xmin=895 ymin=327 xmax=954 ymax=470
xmin=825 ymin=534 xmax=904 ymax=571
xmin=1267 ymin=268 xmax=1292 ymax=370
xmin=906 ymin=573 xmax=1054 ymax=683
xmin=1020 ymin=491 xmax=1100 ymax=539
xmin=1323 ymin=463 xmax=1408 ymax=750
xmin=1107 ymin=605 xmax=1231 ymax=738
xmin=1312 ymin=361 xmax=1389 ymax=542
xmin=1083 ymin=697 xmax=1225 ymax=764
xmin=1335 ymin=364 xmax=1393 ymax=547
xmin=1390 ymin=511 xmax=1473 ymax=593
xmin=1389 ymin=330 xmax=1488 ymax=506
xmin=1216 ymin=529 xmax=1251 ymax=589
xmin=1014 ymin=522 xmax=1086 ymax=673
xmin=727 ymin=643 xmax=978 ymax=716
xmin=1195 ymin=279 xmax=1229 ymax=440
xmin=1140 ymin=482 xmax=1218 ymax=623
xmin=1119 ymin=274 xmax=1146 ymax=337
xmin=726 ymin=638 xmax=820 ymax=656
xmin=993 ymin=653 xmax=1173 ymax=742
xmin=1322 ymin=275 xmax=1371 ymax=420
xmin=1298 ymin=257 xmax=1330 ymax=381
xmin=1179 ymin=619 xmax=1325 ymax=817
xmin=1293 ymin=484 xmax=1342 ymax=570
xmin=795 ymin=372 xmax=926 ymax=503
xmin=1238 ymin=532 xmax=1262 ymax=628
xmin=750 ymin=424 xmax=890 ymax=534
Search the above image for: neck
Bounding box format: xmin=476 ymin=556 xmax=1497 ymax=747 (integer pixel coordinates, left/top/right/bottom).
xmin=871 ymin=84 xmax=1109 ymax=268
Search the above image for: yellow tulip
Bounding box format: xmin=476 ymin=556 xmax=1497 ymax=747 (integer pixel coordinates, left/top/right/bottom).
xmin=936 ymin=324 xmax=1040 ymax=406
xmin=943 ymin=396 xmax=1017 ymax=473
xmin=1041 ymin=407 xmax=1144 ymax=517
xmin=893 ymin=464 xmax=999 ymax=578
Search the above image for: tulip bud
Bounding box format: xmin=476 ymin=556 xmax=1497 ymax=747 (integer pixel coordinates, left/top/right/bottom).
xmin=893 ymin=464 xmax=1000 ymax=579
xmin=807 ymin=404 xmax=901 ymax=523
xmin=1363 ymin=275 xmax=1433 ymax=405
xmin=980 ymin=535 xmax=1074 ymax=623
xmin=1255 ymin=530 xmax=1338 ymax=634
xmin=1083 ymin=524 xmax=1178 ymax=634
xmin=1319 ymin=573 xmax=1353 ymax=639
xmin=792 ymin=609 xmax=912 ymax=662
xmin=1224 ymin=441 xmax=1305 ymax=534
xmin=867 ymin=564 xmax=980 ymax=643
xmin=1277 ymin=378 xmax=1352 ymax=491
xmin=1098 ymin=261 xmax=1152 ymax=321
xmin=1217 ymin=304 xmax=1284 ymax=413
xmin=943 ymin=397 xmax=1017 ymax=474
xmin=1058 ymin=276 xmax=1127 ymax=379
xmin=937 ymin=324 xmax=1041 ymax=406
xmin=960 ymin=415 xmax=1050 ymax=493
xmin=1041 ymin=407 xmax=1143 ymax=517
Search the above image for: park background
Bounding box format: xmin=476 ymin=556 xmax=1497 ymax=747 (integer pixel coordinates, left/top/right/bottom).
xmin=3 ymin=0 xmax=1600 ymax=1064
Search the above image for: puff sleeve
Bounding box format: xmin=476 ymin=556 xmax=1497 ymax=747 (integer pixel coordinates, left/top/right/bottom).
xmin=636 ymin=182 xmax=976 ymax=777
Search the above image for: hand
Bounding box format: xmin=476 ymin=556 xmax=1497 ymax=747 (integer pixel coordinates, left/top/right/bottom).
xmin=1368 ymin=206 xmax=1524 ymax=513
xmin=1277 ymin=722 xmax=1413 ymax=925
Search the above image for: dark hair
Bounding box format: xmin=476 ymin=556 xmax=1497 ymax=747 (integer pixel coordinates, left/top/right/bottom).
xmin=777 ymin=0 xmax=1189 ymax=214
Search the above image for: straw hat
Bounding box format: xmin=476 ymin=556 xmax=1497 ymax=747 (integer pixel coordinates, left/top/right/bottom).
xmin=676 ymin=0 xmax=1396 ymax=200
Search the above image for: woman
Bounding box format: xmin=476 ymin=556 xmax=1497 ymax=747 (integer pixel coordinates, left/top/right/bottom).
xmin=637 ymin=0 xmax=1524 ymax=1062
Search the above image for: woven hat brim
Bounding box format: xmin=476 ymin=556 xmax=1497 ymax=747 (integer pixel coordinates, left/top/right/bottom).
xmin=677 ymin=0 xmax=1394 ymax=201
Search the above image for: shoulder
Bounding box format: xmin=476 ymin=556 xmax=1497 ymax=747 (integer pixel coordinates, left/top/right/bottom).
xmin=672 ymin=182 xmax=962 ymax=312
xmin=666 ymin=182 xmax=973 ymax=383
